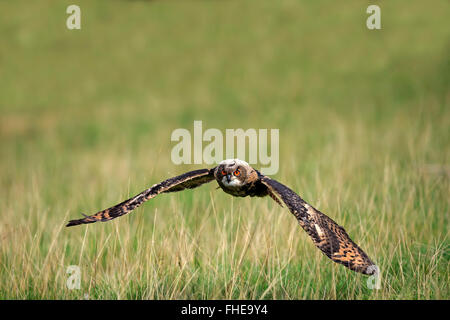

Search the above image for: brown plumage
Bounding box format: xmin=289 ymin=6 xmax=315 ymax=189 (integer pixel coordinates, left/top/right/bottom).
xmin=260 ymin=176 xmax=374 ymax=274
xmin=66 ymin=169 xmax=215 ymax=226
xmin=67 ymin=159 xmax=375 ymax=275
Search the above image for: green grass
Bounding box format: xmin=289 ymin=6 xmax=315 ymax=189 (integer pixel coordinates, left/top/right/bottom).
xmin=0 ymin=0 xmax=449 ymax=299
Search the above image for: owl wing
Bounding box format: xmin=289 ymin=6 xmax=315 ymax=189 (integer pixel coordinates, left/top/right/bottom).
xmin=260 ymin=175 xmax=376 ymax=275
xmin=66 ymin=168 xmax=216 ymax=227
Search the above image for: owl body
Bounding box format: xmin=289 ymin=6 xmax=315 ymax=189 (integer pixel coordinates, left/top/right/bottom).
xmin=67 ymin=158 xmax=376 ymax=275
xmin=214 ymin=159 xmax=267 ymax=198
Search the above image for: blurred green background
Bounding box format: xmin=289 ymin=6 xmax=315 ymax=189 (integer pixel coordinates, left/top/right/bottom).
xmin=0 ymin=0 xmax=448 ymax=299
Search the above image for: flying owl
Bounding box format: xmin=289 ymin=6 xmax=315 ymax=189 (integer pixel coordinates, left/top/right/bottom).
xmin=67 ymin=159 xmax=376 ymax=275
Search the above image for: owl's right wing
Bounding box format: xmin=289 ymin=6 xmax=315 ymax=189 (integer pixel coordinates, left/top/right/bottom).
xmin=66 ymin=168 xmax=216 ymax=227
xmin=260 ymin=175 xmax=376 ymax=275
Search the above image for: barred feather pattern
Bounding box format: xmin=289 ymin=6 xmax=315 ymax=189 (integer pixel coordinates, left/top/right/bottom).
xmin=260 ymin=176 xmax=376 ymax=275
xmin=66 ymin=169 xmax=215 ymax=227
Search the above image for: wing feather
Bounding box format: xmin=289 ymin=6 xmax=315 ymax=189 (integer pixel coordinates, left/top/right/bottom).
xmin=260 ymin=176 xmax=376 ymax=275
xmin=66 ymin=168 xmax=216 ymax=227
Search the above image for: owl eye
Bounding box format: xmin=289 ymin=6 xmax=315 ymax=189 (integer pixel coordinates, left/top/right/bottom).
xmin=234 ymin=170 xmax=240 ymax=176
xmin=221 ymin=170 xmax=226 ymax=176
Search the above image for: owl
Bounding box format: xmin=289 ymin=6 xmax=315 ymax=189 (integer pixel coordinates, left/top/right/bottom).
xmin=67 ymin=159 xmax=376 ymax=275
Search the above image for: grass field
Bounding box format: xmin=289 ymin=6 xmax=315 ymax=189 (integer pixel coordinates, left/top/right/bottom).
xmin=0 ymin=0 xmax=449 ymax=299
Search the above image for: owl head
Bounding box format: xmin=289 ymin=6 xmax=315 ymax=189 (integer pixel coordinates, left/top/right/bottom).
xmin=215 ymin=159 xmax=252 ymax=187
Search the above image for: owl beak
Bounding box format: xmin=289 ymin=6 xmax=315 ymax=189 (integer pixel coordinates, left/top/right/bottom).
xmin=226 ymin=174 xmax=232 ymax=183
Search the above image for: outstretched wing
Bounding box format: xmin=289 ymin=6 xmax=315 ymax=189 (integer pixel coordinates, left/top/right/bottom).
xmin=66 ymin=168 xmax=216 ymax=227
xmin=260 ymin=176 xmax=375 ymax=275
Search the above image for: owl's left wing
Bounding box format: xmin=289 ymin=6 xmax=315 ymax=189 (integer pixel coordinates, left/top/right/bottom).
xmin=260 ymin=175 xmax=376 ymax=275
xmin=66 ymin=168 xmax=216 ymax=227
